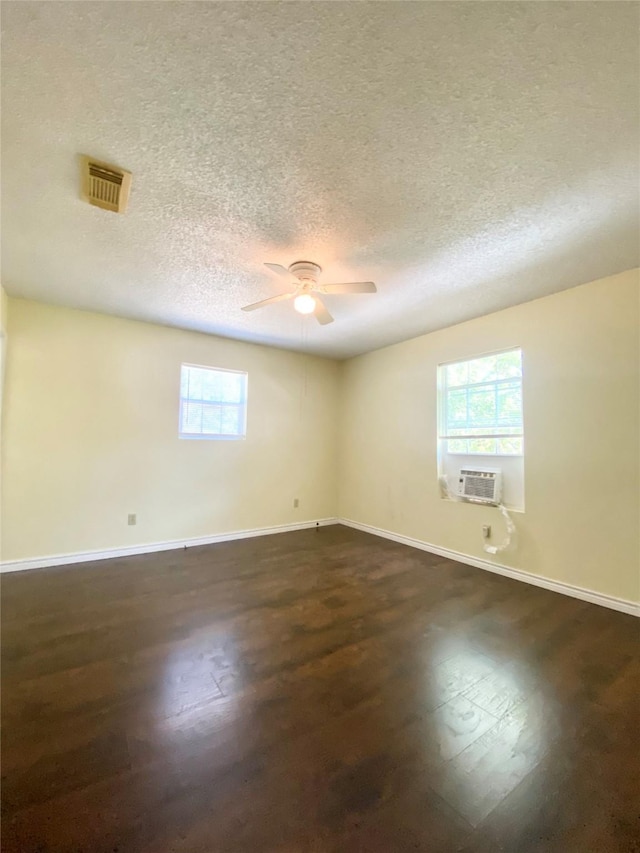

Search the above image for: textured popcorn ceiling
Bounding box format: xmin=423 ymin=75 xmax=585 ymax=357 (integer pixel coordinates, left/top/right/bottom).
xmin=2 ymin=2 xmax=638 ymax=359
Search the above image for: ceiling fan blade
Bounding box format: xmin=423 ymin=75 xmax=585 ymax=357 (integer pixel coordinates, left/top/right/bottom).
xmin=313 ymin=294 xmax=334 ymax=325
xmin=264 ymin=263 xmax=295 ymax=280
xmin=321 ymin=281 xmax=377 ymax=294
xmin=241 ymin=292 xmax=294 ymax=312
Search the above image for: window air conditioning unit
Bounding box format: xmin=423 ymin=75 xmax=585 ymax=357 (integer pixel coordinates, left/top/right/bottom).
xmin=459 ymin=467 xmax=502 ymax=505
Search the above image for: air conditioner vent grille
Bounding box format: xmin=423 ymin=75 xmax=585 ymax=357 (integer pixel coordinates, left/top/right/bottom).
xmin=464 ymin=476 xmax=495 ymax=500
xmin=459 ymin=468 xmax=502 ymax=504
xmin=81 ymin=156 xmax=131 ymax=213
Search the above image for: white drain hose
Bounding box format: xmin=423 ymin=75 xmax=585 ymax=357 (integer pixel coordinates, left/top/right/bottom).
xmin=483 ymin=502 xmax=517 ymax=554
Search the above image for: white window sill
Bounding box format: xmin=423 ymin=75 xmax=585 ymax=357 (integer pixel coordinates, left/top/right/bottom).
xmin=444 ymin=452 xmax=523 ymax=458
xmin=179 ymin=434 xmax=246 ymax=441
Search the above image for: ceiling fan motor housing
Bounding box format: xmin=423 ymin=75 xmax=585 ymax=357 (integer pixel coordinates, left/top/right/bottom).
xmin=289 ymin=261 xmax=322 ymax=286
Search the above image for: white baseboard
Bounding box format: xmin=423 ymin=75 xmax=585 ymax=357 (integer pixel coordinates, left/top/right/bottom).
xmin=339 ymin=518 xmax=639 ymax=617
xmin=3 ymin=516 xmax=637 ymax=618
xmin=0 ymin=518 xmax=339 ymax=573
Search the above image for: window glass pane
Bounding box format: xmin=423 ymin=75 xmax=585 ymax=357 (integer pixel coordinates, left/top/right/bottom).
xmin=446 ymin=361 xmax=468 ymax=387
xmin=467 ymin=354 xmax=497 ymax=384
xmin=497 ymin=437 xmax=523 ymax=455
xmin=467 ymin=387 xmax=497 ymax=427
xmin=439 ymin=349 xmax=522 ymax=457
xmin=201 ymin=404 xmax=222 ymax=434
xmin=496 ymin=350 xmax=522 ymax=379
xmin=180 ymin=369 xmax=191 ymax=397
xmin=468 ymin=437 xmax=497 ymax=454
xmin=200 ymin=369 xmax=222 ymax=402
xmin=220 ymin=406 xmax=241 ymax=434
xmin=497 ymin=383 xmax=523 ymax=427
xmin=220 ymin=373 xmax=243 ymax=403
xmin=446 ymin=389 xmax=467 ymax=426
xmin=184 ymin=367 xmax=203 ymax=399
xmin=180 ymin=365 xmax=247 ymax=438
xmin=457 ymin=426 xmax=511 ymax=437
xmin=181 ymin=400 xmax=203 ymax=433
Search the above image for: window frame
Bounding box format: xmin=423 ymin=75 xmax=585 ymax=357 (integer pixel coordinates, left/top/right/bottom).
xmin=179 ymin=363 xmax=248 ymax=441
xmin=438 ymin=347 xmax=524 ymax=457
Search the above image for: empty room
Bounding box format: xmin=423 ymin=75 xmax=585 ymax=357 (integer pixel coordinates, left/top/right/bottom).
xmin=1 ymin=2 xmax=638 ymax=852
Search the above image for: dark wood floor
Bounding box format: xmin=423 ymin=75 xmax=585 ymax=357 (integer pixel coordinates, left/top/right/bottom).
xmin=1 ymin=525 xmax=638 ymax=852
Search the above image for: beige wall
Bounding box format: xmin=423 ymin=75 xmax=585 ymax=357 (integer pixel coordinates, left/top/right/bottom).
xmin=338 ymin=269 xmax=640 ymax=604
xmin=0 ymin=285 xmax=8 ymax=406
xmin=1 ymin=299 xmax=339 ymax=561
xmin=3 ymin=271 xmax=639 ymax=606
xmin=0 ymin=285 xmax=8 ymax=333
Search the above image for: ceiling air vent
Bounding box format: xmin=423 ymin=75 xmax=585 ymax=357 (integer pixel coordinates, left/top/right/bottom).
xmin=80 ymin=155 xmax=132 ymax=213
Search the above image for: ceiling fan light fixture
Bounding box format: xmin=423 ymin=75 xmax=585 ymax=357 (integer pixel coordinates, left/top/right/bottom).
xmin=242 ymin=260 xmax=376 ymax=325
xmin=294 ymin=293 xmax=316 ymax=315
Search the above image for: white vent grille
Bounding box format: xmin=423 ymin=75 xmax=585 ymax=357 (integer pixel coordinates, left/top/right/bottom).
xmin=459 ymin=468 xmax=502 ymax=504
xmin=81 ymin=156 xmax=131 ymax=213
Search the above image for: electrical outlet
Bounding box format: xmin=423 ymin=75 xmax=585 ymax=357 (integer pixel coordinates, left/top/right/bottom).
xmin=293 ymin=498 xmax=299 ymax=508
xmin=128 ymin=514 xmax=137 ymax=526
xmin=482 ymin=524 xmax=491 ymax=539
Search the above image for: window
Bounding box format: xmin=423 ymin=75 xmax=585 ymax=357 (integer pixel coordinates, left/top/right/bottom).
xmin=439 ymin=348 xmax=523 ymax=455
xmin=179 ymin=364 xmax=247 ymax=440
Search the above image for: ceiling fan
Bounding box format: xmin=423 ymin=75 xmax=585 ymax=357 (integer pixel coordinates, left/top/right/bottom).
xmin=241 ymin=261 xmax=377 ymax=325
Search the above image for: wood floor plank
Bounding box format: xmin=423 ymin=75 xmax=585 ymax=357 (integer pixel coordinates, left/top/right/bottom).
xmin=2 ymin=525 xmax=638 ymax=852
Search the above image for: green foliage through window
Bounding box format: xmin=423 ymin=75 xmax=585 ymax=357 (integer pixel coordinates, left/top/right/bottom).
xmin=441 ymin=350 xmax=523 ymax=456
